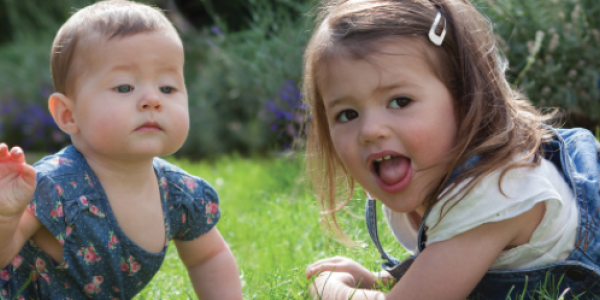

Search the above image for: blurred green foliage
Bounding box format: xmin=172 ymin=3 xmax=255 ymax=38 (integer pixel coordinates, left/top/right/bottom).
xmin=179 ymin=0 xmax=312 ymax=158
xmin=0 ymin=0 xmax=598 ymax=157
xmin=474 ymin=0 xmax=600 ymax=128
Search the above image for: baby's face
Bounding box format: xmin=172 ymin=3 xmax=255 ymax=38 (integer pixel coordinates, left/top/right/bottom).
xmin=69 ymin=30 xmax=189 ymax=161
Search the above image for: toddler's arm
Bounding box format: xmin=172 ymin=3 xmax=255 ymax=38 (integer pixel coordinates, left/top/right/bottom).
xmin=307 ymin=202 xmax=545 ymax=300
xmin=174 ymin=227 xmax=243 ymax=300
xmin=306 ymin=256 xmax=395 ymax=289
xmin=0 ymin=144 xmax=42 ymax=268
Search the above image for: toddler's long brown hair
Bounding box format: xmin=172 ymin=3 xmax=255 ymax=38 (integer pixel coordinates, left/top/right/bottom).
xmin=302 ymin=0 xmax=554 ymax=237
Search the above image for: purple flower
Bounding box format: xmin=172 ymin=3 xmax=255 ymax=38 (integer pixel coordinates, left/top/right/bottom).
xmin=210 ymin=26 xmax=225 ymax=39
xmin=0 ymin=99 xmax=68 ymax=152
xmin=261 ymin=80 xmax=306 ymax=149
xmin=0 ymin=99 xmax=18 ymax=116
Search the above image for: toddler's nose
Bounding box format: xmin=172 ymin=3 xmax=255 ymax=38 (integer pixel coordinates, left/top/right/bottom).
xmin=358 ymin=114 xmax=391 ymax=145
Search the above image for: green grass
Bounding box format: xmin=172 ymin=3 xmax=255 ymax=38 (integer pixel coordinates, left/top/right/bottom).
xmin=26 ymin=149 xmax=596 ymax=299
xmin=132 ymin=149 xmax=600 ymax=300
xmin=133 ymin=153 xmax=407 ymax=299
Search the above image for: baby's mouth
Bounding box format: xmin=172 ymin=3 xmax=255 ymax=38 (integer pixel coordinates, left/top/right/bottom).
xmin=136 ymin=121 xmax=162 ymax=131
xmin=373 ymin=155 xmax=411 ymax=186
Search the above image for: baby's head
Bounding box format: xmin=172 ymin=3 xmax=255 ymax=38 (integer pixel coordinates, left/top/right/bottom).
xmin=51 ymin=0 xmax=181 ymax=96
xmin=303 ymin=0 xmax=549 ymax=226
xmin=49 ymin=0 xmax=189 ymax=160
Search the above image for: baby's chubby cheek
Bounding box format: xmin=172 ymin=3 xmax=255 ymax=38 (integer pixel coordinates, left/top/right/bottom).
xmin=168 ymin=112 xmax=190 ymax=148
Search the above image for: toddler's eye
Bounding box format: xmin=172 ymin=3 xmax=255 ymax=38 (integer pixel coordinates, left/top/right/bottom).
xmin=159 ymin=86 xmax=173 ymax=94
xmin=337 ymin=110 xmax=358 ymax=123
xmin=115 ymin=85 xmax=133 ymax=93
xmin=389 ymin=97 xmax=412 ymax=108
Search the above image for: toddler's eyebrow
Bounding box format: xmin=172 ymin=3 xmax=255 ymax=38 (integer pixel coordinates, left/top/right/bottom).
xmin=326 ymin=97 xmax=346 ymax=110
xmin=326 ymin=82 xmax=413 ymax=109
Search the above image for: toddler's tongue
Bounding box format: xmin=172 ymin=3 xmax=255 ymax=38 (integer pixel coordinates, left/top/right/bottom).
xmin=378 ymin=156 xmax=410 ymax=185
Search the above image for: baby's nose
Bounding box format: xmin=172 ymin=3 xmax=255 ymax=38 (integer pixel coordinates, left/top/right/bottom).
xmin=139 ymin=90 xmax=162 ymax=111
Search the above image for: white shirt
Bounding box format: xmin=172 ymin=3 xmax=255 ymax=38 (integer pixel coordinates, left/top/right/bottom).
xmin=383 ymin=158 xmax=578 ymax=270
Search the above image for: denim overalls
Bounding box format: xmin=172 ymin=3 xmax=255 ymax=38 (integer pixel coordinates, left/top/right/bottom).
xmin=366 ymin=128 xmax=600 ymax=299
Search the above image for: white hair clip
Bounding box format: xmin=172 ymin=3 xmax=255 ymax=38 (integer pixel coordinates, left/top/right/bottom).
xmin=428 ymin=10 xmax=447 ymax=46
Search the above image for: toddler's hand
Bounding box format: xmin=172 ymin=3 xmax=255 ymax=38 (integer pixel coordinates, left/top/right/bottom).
xmin=310 ymin=271 xmax=356 ymax=300
xmin=0 ymin=144 xmax=37 ymax=218
xmin=306 ymin=256 xmax=377 ymax=289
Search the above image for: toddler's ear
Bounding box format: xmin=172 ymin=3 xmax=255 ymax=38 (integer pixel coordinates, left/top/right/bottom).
xmin=48 ymin=93 xmax=79 ymax=135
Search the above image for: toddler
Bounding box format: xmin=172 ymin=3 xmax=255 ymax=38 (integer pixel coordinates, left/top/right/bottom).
xmin=302 ymin=0 xmax=600 ymax=299
xmin=0 ymin=1 xmax=242 ymax=299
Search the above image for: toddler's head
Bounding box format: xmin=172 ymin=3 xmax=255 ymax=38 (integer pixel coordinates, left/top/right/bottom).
xmin=303 ymin=0 xmax=550 ymax=229
xmin=49 ymin=0 xmax=189 ymax=160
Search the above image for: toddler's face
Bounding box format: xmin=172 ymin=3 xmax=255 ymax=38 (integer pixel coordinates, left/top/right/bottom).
xmin=320 ymin=38 xmax=458 ymax=214
xmin=69 ymin=30 xmax=189 ymax=161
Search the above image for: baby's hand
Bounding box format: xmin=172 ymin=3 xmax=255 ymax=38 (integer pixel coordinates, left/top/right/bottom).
xmin=306 ymin=256 xmax=377 ymax=289
xmin=0 ymin=144 xmax=37 ymax=218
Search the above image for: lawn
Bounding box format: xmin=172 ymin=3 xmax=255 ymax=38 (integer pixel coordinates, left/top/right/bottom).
xmin=26 ymin=140 xmax=599 ymax=299
xmin=133 ymin=152 xmax=407 ymax=299
xmin=132 ymin=143 xmax=600 ymax=300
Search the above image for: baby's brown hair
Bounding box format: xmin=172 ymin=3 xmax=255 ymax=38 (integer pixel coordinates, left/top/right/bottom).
xmin=51 ymin=0 xmax=179 ymax=96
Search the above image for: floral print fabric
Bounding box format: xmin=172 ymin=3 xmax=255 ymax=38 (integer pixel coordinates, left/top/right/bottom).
xmin=0 ymin=146 xmax=220 ymax=299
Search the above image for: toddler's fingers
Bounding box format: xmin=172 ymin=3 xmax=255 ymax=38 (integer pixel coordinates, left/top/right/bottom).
xmin=306 ymin=256 xmax=351 ymax=279
xmin=306 ymin=263 xmax=347 ymax=279
xmin=308 ymin=256 xmax=346 ymax=267
xmin=306 ymin=256 xmax=349 ymax=278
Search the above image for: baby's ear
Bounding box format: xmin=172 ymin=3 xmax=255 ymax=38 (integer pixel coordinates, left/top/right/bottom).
xmin=48 ymin=93 xmax=79 ymax=135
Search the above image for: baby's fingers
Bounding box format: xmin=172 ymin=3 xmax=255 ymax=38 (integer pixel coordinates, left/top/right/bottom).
xmin=0 ymin=144 xmax=26 ymax=163
xmin=9 ymin=146 xmax=26 ymax=164
xmin=20 ymin=163 xmax=37 ymax=187
xmin=0 ymin=144 xmax=36 ymax=190
xmin=0 ymin=143 xmax=9 ymax=161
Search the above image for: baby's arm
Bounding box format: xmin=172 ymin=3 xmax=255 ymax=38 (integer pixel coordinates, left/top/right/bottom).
xmin=307 ymin=202 xmax=545 ymax=300
xmin=0 ymin=144 xmax=42 ymax=268
xmin=174 ymin=227 xmax=243 ymax=300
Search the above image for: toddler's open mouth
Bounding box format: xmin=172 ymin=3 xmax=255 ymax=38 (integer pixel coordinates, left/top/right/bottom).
xmin=371 ymin=154 xmax=412 ymax=193
xmin=373 ymin=155 xmax=410 ymax=185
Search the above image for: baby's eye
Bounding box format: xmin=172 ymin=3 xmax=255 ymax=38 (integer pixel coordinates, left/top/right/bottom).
xmin=389 ymin=97 xmax=412 ymax=108
xmin=159 ymin=86 xmax=173 ymax=94
xmin=337 ymin=110 xmax=358 ymax=123
xmin=115 ymin=85 xmax=133 ymax=93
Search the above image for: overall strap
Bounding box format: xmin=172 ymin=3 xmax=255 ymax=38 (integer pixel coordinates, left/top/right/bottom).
xmin=365 ymin=198 xmax=416 ymax=279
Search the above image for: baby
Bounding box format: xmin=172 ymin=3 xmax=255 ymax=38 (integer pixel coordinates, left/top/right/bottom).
xmin=0 ymin=1 xmax=242 ymax=299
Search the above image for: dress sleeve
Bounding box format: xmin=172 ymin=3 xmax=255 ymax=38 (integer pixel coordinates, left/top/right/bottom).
xmin=168 ymin=175 xmax=221 ymax=241
xmin=28 ymin=175 xmax=68 ymax=243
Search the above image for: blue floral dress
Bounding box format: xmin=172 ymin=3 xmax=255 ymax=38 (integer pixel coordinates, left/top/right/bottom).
xmin=0 ymin=146 xmax=220 ymax=300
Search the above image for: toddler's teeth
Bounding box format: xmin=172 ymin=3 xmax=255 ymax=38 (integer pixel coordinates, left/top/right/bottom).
xmin=384 ymin=155 xmax=391 ymax=160
xmin=375 ymin=158 xmax=383 ymax=162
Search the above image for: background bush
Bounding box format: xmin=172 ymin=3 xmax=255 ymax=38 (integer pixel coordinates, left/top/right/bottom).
xmin=0 ymin=0 xmax=598 ymax=157
xmin=476 ymin=0 xmax=600 ymax=128
xmin=179 ymin=0 xmax=311 ymax=158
